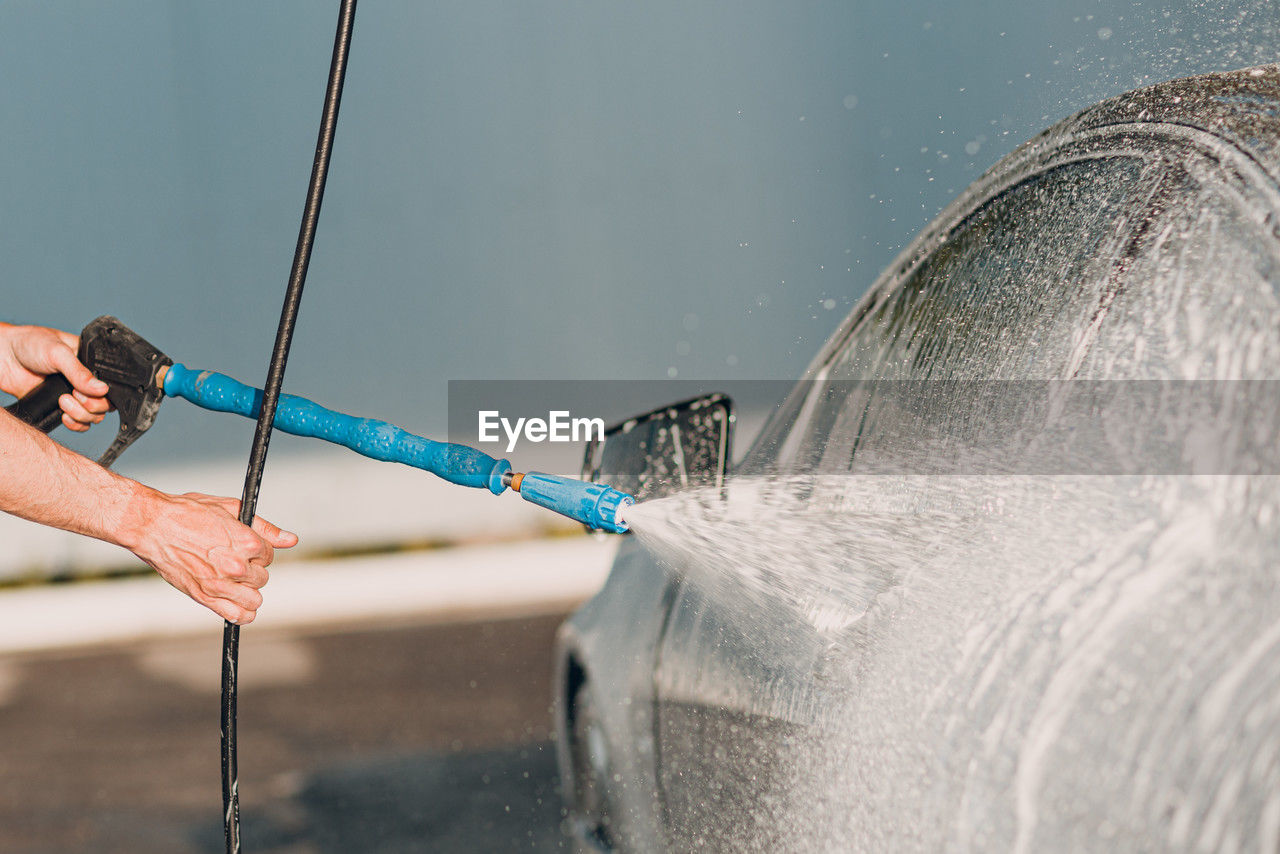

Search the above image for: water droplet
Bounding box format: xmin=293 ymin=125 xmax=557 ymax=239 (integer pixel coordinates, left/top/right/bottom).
xmin=842 ymin=94 xmax=859 ymax=110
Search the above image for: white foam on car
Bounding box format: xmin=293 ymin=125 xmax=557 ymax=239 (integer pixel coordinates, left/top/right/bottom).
xmin=626 ymin=472 xmax=1279 ymax=852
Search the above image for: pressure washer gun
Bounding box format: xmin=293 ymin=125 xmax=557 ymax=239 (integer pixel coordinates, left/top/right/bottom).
xmin=4 ymin=316 xmax=634 ymax=534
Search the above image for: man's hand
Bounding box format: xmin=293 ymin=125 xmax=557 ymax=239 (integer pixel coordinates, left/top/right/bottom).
xmin=0 ymin=322 xmax=111 ymax=432
xmin=123 ymin=492 xmax=299 ymax=625
xmin=0 ymin=321 xmax=299 ymax=624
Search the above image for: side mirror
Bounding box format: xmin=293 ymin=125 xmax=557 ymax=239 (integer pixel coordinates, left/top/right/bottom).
xmin=582 ymin=393 xmax=734 ymax=504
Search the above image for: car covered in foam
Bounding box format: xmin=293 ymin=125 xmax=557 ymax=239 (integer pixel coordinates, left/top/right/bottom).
xmin=555 ymin=65 xmax=1280 ymax=852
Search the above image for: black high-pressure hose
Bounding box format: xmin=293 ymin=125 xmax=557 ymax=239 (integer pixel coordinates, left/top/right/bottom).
xmin=223 ymin=2 xmax=356 ymax=851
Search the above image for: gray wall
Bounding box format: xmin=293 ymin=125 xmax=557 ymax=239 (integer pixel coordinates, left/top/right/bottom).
xmin=0 ymin=1 xmax=1274 ymax=469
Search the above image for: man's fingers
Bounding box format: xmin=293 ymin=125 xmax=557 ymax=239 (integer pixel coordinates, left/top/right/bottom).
xmin=51 ymin=346 xmax=108 ymax=398
xmin=242 ymin=561 xmax=270 ymax=590
xmin=246 ymin=535 xmax=274 ymax=567
xmin=207 ymin=598 xmax=255 ymax=625
xmin=251 ymin=515 xmax=299 ymax=548
xmin=201 ymin=578 xmax=264 ymax=614
xmin=60 ymin=412 xmax=91 ymax=432
xmin=59 ymin=393 xmax=104 ymax=426
xmin=72 ymin=389 xmax=112 ymax=415
xmin=181 ymin=583 xmax=252 ymax=626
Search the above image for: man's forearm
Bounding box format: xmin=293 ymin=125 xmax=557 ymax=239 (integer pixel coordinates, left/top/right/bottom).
xmin=0 ymin=329 xmax=292 ymax=625
xmin=0 ymin=408 xmax=153 ymax=550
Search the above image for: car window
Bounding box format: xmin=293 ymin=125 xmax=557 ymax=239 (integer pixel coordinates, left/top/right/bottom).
xmin=767 ymin=151 xmax=1280 ymax=475
xmin=1068 ymin=168 xmax=1280 ymax=380
xmin=831 ymin=157 xmax=1149 ymax=382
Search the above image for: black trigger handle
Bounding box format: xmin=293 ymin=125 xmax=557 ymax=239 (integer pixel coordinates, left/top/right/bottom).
xmin=4 ymin=316 xmax=172 ymax=469
xmin=5 ymin=373 xmax=74 ymax=434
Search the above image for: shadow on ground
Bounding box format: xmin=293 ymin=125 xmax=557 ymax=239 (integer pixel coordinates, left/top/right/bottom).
xmin=192 ymin=743 xmax=567 ymax=853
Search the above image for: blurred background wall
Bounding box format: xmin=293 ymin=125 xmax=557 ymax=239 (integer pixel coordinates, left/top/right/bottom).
xmin=0 ymin=0 xmax=1275 ymax=574
xmin=3 ymin=1 xmax=1275 ymax=460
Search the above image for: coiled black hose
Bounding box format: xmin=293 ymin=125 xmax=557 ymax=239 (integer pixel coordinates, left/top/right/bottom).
xmin=223 ymin=2 xmax=357 ymax=851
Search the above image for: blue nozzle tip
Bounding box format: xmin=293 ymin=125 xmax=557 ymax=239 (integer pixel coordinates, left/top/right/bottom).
xmin=515 ymin=472 xmax=634 ymax=534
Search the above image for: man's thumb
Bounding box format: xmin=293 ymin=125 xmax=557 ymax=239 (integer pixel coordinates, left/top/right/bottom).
xmin=251 ymin=515 xmax=299 ymax=548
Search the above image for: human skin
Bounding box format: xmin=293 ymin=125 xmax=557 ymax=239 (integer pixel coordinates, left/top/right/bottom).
xmin=0 ymin=322 xmax=297 ymax=624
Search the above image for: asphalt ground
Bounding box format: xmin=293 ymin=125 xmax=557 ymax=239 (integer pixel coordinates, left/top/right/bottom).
xmin=0 ymin=612 xmax=572 ymax=853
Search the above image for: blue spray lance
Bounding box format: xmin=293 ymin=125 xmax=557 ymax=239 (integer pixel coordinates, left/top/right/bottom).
xmin=160 ymin=363 xmax=634 ymax=533
xmin=5 ymin=317 xmax=634 ymax=534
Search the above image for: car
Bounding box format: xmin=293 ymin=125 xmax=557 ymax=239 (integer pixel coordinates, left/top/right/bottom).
xmin=554 ymin=64 xmax=1280 ymax=852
